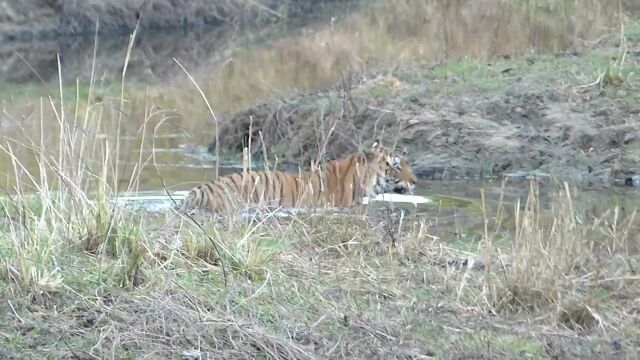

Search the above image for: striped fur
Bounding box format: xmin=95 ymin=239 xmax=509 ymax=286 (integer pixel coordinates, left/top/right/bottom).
xmin=178 ymin=143 xmax=398 ymax=214
xmin=385 ymin=157 xmax=416 ymax=194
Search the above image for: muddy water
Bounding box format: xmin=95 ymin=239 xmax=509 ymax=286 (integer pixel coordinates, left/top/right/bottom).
xmin=0 ymin=0 xmax=633 ymax=208
xmin=111 ymin=179 xmax=640 ymax=244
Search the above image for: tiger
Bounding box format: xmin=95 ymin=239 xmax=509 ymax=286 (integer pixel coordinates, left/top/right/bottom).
xmin=177 ymin=141 xmax=403 ymax=214
xmin=385 ymin=156 xmax=416 ymax=194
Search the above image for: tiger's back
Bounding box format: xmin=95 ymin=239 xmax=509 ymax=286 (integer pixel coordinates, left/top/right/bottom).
xmin=178 ymin=170 xmax=303 ymax=213
xmin=178 ymin=143 xmax=394 ymax=214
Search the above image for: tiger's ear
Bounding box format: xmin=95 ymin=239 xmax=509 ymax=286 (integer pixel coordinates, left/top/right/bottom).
xmin=363 ymin=139 xmax=383 ymax=162
xmin=363 ymin=147 xmax=385 ymax=164
xmin=364 ymin=150 xmax=376 ymax=162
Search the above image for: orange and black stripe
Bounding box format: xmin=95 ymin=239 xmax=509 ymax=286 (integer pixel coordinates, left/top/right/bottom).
xmin=177 ymin=144 xmax=396 ymax=214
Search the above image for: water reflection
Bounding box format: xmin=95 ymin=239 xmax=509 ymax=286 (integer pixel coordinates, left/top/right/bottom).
xmin=109 ymin=179 xmax=640 ymax=236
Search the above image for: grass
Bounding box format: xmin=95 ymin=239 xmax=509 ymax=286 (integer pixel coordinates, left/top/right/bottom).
xmin=1 ymin=13 xmax=640 ymax=360
xmin=5 ymin=170 xmax=637 ymax=357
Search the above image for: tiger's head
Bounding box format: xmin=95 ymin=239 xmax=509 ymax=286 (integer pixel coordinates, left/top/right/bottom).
xmin=359 ymin=140 xmax=398 ymax=198
xmin=386 ymin=152 xmax=416 ymax=194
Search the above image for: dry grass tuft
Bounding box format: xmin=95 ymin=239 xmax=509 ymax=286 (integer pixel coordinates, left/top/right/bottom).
xmin=479 ymin=180 xmax=639 ymax=330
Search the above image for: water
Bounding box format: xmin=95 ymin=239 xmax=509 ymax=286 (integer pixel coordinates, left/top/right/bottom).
xmin=0 ymin=0 xmax=635 ymax=211
xmin=112 ymin=189 xmax=432 ymax=213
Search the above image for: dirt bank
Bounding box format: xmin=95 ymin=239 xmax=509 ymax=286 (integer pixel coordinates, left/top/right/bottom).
xmin=0 ymin=0 xmax=343 ymax=41
xmin=207 ymin=25 xmax=640 ymax=186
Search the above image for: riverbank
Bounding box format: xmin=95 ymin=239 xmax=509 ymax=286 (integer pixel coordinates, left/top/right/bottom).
xmin=209 ymin=21 xmax=640 ymax=186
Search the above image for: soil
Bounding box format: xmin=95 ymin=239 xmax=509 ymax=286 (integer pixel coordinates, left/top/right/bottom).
xmin=207 ymin=29 xmax=640 ymax=186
